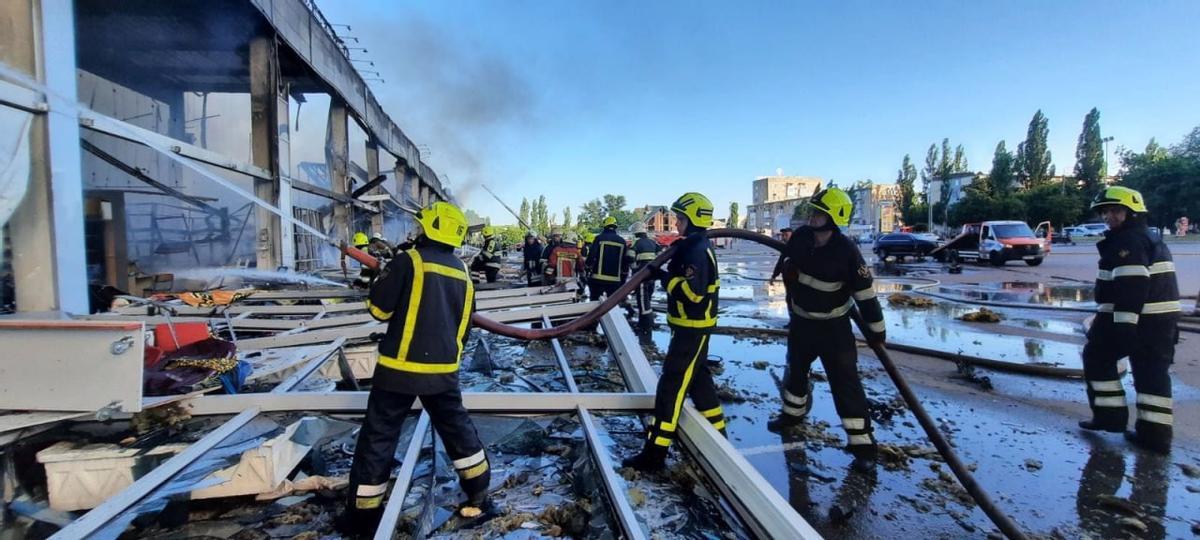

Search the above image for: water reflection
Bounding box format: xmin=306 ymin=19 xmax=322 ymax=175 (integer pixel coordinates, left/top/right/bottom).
xmin=937 ymin=282 xmax=1095 ymax=308
xmin=1075 ymin=436 xmax=1168 ymax=539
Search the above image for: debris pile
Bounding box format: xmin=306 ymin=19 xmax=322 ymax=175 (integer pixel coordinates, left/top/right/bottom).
xmin=887 ymin=293 xmax=936 ymax=308
xmin=958 ymin=308 xmax=1003 ymax=323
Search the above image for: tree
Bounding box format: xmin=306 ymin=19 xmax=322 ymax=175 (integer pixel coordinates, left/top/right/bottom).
xmin=602 ymin=194 xmax=627 ymax=217
xmin=1119 ymin=126 xmax=1200 ymax=228
xmin=728 ymin=202 xmax=739 ymax=229
xmin=531 ymin=195 xmax=549 ymax=233
xmin=895 ymin=154 xmax=918 ymax=222
xmin=1019 ymin=183 xmax=1084 ymax=228
xmin=518 ymin=198 xmax=530 ymax=228
xmin=990 ymin=141 xmax=1015 ymax=196
xmin=1020 ymin=110 xmax=1053 ymax=188
xmin=953 ymin=144 xmax=969 ymax=173
xmin=562 ymin=207 xmax=573 ymax=229
xmin=948 ymin=190 xmax=1027 ymax=227
xmin=1075 ymin=108 xmax=1105 ymax=202
xmin=578 ymin=199 xmax=604 ymax=230
xmin=938 ymin=138 xmax=954 ymax=180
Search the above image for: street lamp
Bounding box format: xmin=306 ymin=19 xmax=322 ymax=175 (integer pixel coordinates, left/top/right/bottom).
xmin=1101 ymin=136 xmax=1115 ymax=176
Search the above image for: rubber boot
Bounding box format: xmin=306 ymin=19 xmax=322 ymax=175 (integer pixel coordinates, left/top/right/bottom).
xmin=1078 ymin=419 xmax=1125 ymax=433
xmin=767 ymin=414 xmax=805 ymax=433
xmin=848 ymin=444 xmax=878 ymax=473
xmin=621 ymin=445 xmax=667 ymax=472
xmin=335 ymin=506 xmax=383 ymax=538
xmin=1125 ymin=430 xmax=1171 ymax=455
xmin=456 ymin=495 xmax=498 ymax=526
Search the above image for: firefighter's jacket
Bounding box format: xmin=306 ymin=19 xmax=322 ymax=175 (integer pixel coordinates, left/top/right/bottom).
xmin=586 ymin=228 xmax=629 ymax=283
xmin=544 ymin=244 xmax=583 ymax=280
xmin=523 ymin=240 xmax=544 ymax=276
xmin=480 ymin=237 xmax=502 ymax=269
xmin=776 ymin=227 xmax=886 ymax=338
xmin=630 ymin=236 xmax=660 ymax=268
xmin=661 ymin=230 xmax=719 ymax=329
xmin=366 ymin=241 xmax=474 ymax=395
xmin=1091 ymin=225 xmax=1180 ymax=340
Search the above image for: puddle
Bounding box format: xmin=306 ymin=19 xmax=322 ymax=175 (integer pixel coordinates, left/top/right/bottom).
xmin=936 ymin=282 xmax=1096 ymax=308
xmin=460 ymin=333 xmax=571 ymax=393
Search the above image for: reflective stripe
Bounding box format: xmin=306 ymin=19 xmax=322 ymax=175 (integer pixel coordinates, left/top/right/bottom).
xmin=667 ymin=335 xmax=707 ymax=434
xmin=397 ymin=250 xmax=425 ymax=361
xmin=658 ymin=421 xmax=677 ymax=432
xmin=591 ymin=273 xmax=620 ymax=282
xmin=378 ymin=354 xmax=460 ymax=373
xmin=356 ymin=495 xmax=383 ymax=509
xmin=853 ymin=287 xmax=876 ymax=301
xmin=680 ymin=281 xmax=704 ymax=303
xmin=379 ymin=250 xmax=472 ymax=375
xmin=1142 ymin=300 xmax=1181 ymax=314
xmin=842 ymin=418 xmax=866 ymax=431
xmin=783 ymin=389 xmax=808 ymax=406
xmin=365 ymin=299 xmax=392 ymax=321
xmin=794 ymin=271 xmax=844 ymax=292
xmin=1113 ymin=312 xmax=1139 ymax=324
xmin=1089 ymin=380 xmax=1123 ymax=392
xmin=1111 ymin=265 xmax=1150 ymax=278
xmin=1096 ymin=270 xmax=1113 ymax=281
xmin=357 ymin=483 xmax=388 ymax=497
xmin=596 ymin=241 xmax=625 ymax=280
xmin=460 ymin=460 xmax=489 ymax=480
xmin=637 ymin=252 xmax=657 ymax=261
xmin=700 ymin=407 xmax=724 ymax=419
xmin=453 ymin=450 xmax=486 ymax=470
xmin=1137 ymin=409 xmax=1173 ymax=425
xmin=455 ymin=276 xmax=474 ymax=362
xmin=485 ymin=262 xmax=502 ymax=268
xmin=667 ymin=314 xmax=716 ymax=328
xmin=1136 ymin=393 xmax=1172 ymax=408
xmin=1093 ymin=396 xmax=1127 ymax=407
xmin=868 ymin=320 xmax=886 ymax=334
xmin=790 ymin=298 xmax=853 ymax=320
xmin=781 ymin=404 xmax=808 ymax=416
xmin=424 ymin=262 xmax=468 ymax=281
xmin=653 ymin=436 xmax=672 ymax=447
xmin=1097 ymin=303 xmax=1113 ymax=312
xmin=1148 ymin=261 xmax=1175 ymax=274
xmin=710 ymin=420 xmax=727 ymax=431
xmin=848 ymin=434 xmax=874 ymax=446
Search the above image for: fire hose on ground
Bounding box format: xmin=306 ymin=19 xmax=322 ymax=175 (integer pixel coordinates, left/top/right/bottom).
xmin=341 ymin=228 xmax=1029 ymax=539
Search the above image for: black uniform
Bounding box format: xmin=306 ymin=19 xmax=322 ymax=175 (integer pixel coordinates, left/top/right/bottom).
xmin=1083 ymin=224 xmax=1179 ymax=449
xmin=629 ymin=235 xmax=661 ymax=327
xmin=522 ymin=239 xmax=544 ymax=287
xmin=349 ymin=240 xmax=489 ymax=526
xmin=478 ymin=236 xmax=501 ymax=283
xmin=774 ymin=227 xmax=886 ymax=454
xmin=643 ymin=230 xmax=726 ymax=451
xmin=586 ymin=227 xmax=629 ymax=301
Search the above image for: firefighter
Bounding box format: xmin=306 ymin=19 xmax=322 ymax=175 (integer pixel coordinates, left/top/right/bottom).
xmin=522 ymin=231 xmax=544 ymax=287
xmin=629 ymin=222 xmax=662 ymax=330
xmin=622 ymin=192 xmax=724 ymax=472
xmin=1079 ymin=186 xmax=1179 ymax=454
xmin=585 ymin=217 xmax=630 ymax=301
xmin=540 ymin=229 xmax=562 ymax=278
xmin=341 ymin=232 xmax=374 ymax=288
xmin=767 ymin=187 xmax=887 ymax=471
xmin=476 ymin=226 xmax=502 ymax=283
xmin=339 ymin=201 xmax=491 ymax=535
xmin=543 ymin=232 xmax=583 ymax=285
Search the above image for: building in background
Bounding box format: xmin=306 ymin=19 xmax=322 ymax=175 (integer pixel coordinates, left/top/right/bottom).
xmin=924 ymin=172 xmax=984 ymax=208
xmin=746 ymin=174 xmax=823 ymax=234
xmin=635 ymin=205 xmax=678 ymax=233
xmin=846 ymin=183 xmax=900 ymax=237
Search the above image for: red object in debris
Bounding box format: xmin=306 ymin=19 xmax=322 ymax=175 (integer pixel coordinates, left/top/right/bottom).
xmin=144 ymin=345 xmax=165 ymax=369
xmin=154 ymin=322 xmax=211 ymax=353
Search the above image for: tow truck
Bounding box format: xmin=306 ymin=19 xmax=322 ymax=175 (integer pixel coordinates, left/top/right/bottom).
xmin=932 ymin=220 xmax=1052 ymax=266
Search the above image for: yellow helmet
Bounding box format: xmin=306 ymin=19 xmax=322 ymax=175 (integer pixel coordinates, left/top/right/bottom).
xmin=808 ymin=187 xmax=853 ymax=227
xmin=416 ymin=201 xmax=468 ymax=248
xmin=602 ymin=216 xmax=617 ymax=228
xmin=670 ymin=192 xmax=714 ymax=228
xmin=482 ymin=225 xmax=495 ymax=237
xmin=1091 ymin=185 xmax=1147 ymax=213
xmin=583 ymin=232 xmax=596 ymax=243
xmin=352 ymin=231 xmax=370 ymax=247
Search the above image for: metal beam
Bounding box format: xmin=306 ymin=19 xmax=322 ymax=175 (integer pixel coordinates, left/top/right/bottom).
xmin=50 ymin=408 xmax=262 ymax=539
xmin=270 ymin=337 xmax=346 ymax=393
xmin=600 ymin=312 xmax=821 ymax=540
xmin=577 ymin=407 xmax=646 ymax=539
xmin=182 ymin=391 xmax=655 ymax=416
xmin=544 ymin=314 xmax=578 ymax=393
xmin=373 ymin=412 xmax=431 ymax=540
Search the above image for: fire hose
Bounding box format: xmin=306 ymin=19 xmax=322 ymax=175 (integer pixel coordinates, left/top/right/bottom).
xmin=341 ymin=229 xmax=1028 ymax=539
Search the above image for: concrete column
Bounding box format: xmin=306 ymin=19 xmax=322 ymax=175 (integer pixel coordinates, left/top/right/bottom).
xmin=250 ymin=34 xmax=287 ymax=270
xmin=366 ymin=138 xmax=382 ymax=235
xmin=3 ymin=0 xmax=89 ymax=313
xmin=327 ymin=98 xmax=350 ymax=245
xmin=407 ymin=166 xmax=420 ymax=205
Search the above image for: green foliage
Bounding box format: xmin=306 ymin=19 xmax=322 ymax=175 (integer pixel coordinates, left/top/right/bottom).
xmin=990 ymin=141 xmax=1015 ymax=196
xmin=492 ymin=225 xmax=527 ymax=248
xmin=1018 ymin=183 xmax=1084 ymax=227
xmin=895 ymin=154 xmax=918 ymax=222
xmin=728 ymin=202 xmax=739 ymax=228
xmin=1119 ymin=126 xmax=1200 ymax=228
xmin=578 ymin=194 xmax=637 ymax=231
xmin=531 ymin=195 xmax=550 ymax=233
xmin=562 ymin=207 xmax=573 ymax=229
xmin=1020 ymin=110 xmax=1053 ymax=188
xmin=953 ymin=144 xmax=969 ymax=173
xmin=1074 ymin=108 xmax=1105 ymax=202
xmin=948 ymin=190 xmax=1023 ymax=226
xmin=518 ymin=198 xmax=530 ymax=228
xmin=904 ymin=201 xmax=929 ymax=228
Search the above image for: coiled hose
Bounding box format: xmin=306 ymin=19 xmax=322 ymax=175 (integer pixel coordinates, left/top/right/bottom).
xmin=343 ymin=229 xmax=1029 ymax=539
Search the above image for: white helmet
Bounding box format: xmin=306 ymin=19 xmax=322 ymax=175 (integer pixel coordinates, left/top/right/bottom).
xmin=564 ymin=232 xmax=579 ymax=243
xmin=631 ymin=222 xmax=647 ymax=235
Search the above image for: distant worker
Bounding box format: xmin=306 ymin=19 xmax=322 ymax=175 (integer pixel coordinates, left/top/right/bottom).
xmin=768 ymin=187 xmax=887 ymax=471
xmin=341 ymin=202 xmax=491 ymax=534
xmin=522 ymin=231 xmax=544 ymax=287
xmin=629 ymin=222 xmax=662 ymax=330
xmin=539 ymin=229 xmax=563 ymax=278
xmin=341 ymin=232 xmax=374 ymax=288
xmin=585 ymin=216 xmax=630 ymax=301
xmin=779 ymin=227 xmax=793 ymax=243
xmin=623 ymin=193 xmax=724 ymax=471
xmin=473 ymin=226 xmax=502 ymax=283
xmin=544 ymin=232 xmax=583 ymax=285
xmin=1079 ymin=186 xmax=1179 ymax=454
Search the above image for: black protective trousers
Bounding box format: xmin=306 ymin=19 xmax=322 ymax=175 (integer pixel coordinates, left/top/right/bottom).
xmin=1082 ymin=321 xmax=1175 ymax=447
xmin=633 ymin=273 xmax=656 ymax=329
xmin=588 ymin=279 xmax=621 ymax=301
xmin=782 ymin=317 xmax=875 ymax=449
xmin=644 ymin=327 xmax=726 ymax=449
xmin=347 ymin=386 xmax=490 ymax=515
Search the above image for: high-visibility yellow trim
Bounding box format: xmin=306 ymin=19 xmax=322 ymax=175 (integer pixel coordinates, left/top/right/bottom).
xmin=357 ymin=483 xmax=388 ymax=497
xmin=679 ymin=281 xmax=704 ymax=303
xmin=795 ymin=271 xmax=844 ymax=292
xmin=596 ymin=241 xmax=625 ymax=279
xmin=667 ymin=314 xmax=716 ymax=328
xmin=397 ymin=250 xmax=424 ymax=362
xmin=459 ymin=460 xmax=489 ymax=480
xmin=658 ymin=421 xmax=677 ymax=433
xmin=1137 ymin=409 xmax=1173 ymax=425
xmin=356 ymin=495 xmax=383 ymax=509
xmin=365 ymin=299 xmax=392 ymax=321
xmin=1111 ymin=265 xmax=1150 ymax=278
xmin=790 ymin=298 xmax=853 ymax=320
xmin=456 ymin=275 xmax=474 ymax=361
xmin=378 ymin=354 xmax=460 ymax=373
xmin=666 ymin=334 xmax=706 ymax=437
xmin=667 ymin=276 xmax=684 ymax=293
xmin=591 ymin=273 xmax=620 ymax=282
xmin=1148 ymin=261 xmax=1175 ymax=274
xmin=710 ymin=420 xmax=727 ymax=431
xmin=653 ymin=436 xmax=673 ymax=447
xmin=700 ymin=407 xmax=724 ymax=419
xmin=1136 ymin=393 xmax=1172 ymax=408
xmin=1113 ymin=311 xmax=1139 ymax=324
xmin=423 ymin=262 xmax=468 ymax=281
xmin=637 ymin=252 xmax=657 ymax=261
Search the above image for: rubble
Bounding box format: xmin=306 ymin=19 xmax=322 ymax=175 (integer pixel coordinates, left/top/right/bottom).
xmin=887 ymin=293 xmax=936 ymax=308
xmin=958 ymin=308 xmax=1003 ymax=323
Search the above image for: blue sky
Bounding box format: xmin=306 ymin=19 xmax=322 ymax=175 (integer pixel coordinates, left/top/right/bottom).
xmin=316 ymin=0 xmax=1200 ymax=226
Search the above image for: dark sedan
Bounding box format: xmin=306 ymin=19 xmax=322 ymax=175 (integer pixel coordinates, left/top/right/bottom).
xmin=873 ymin=233 xmax=938 ymax=261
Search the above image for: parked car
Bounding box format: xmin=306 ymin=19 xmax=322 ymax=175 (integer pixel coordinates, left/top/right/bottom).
xmin=873 ymin=233 xmax=938 ymax=261
xmin=1060 ymin=226 xmax=1088 ymax=237
xmin=933 ymin=220 xmax=1050 ymax=266
xmin=1077 ymin=223 xmax=1108 ymax=236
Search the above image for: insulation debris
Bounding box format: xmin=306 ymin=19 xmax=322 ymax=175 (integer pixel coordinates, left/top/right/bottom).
xmin=887 ymin=293 xmax=936 ymax=308
xmin=958 ymin=308 xmax=1003 ymax=323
